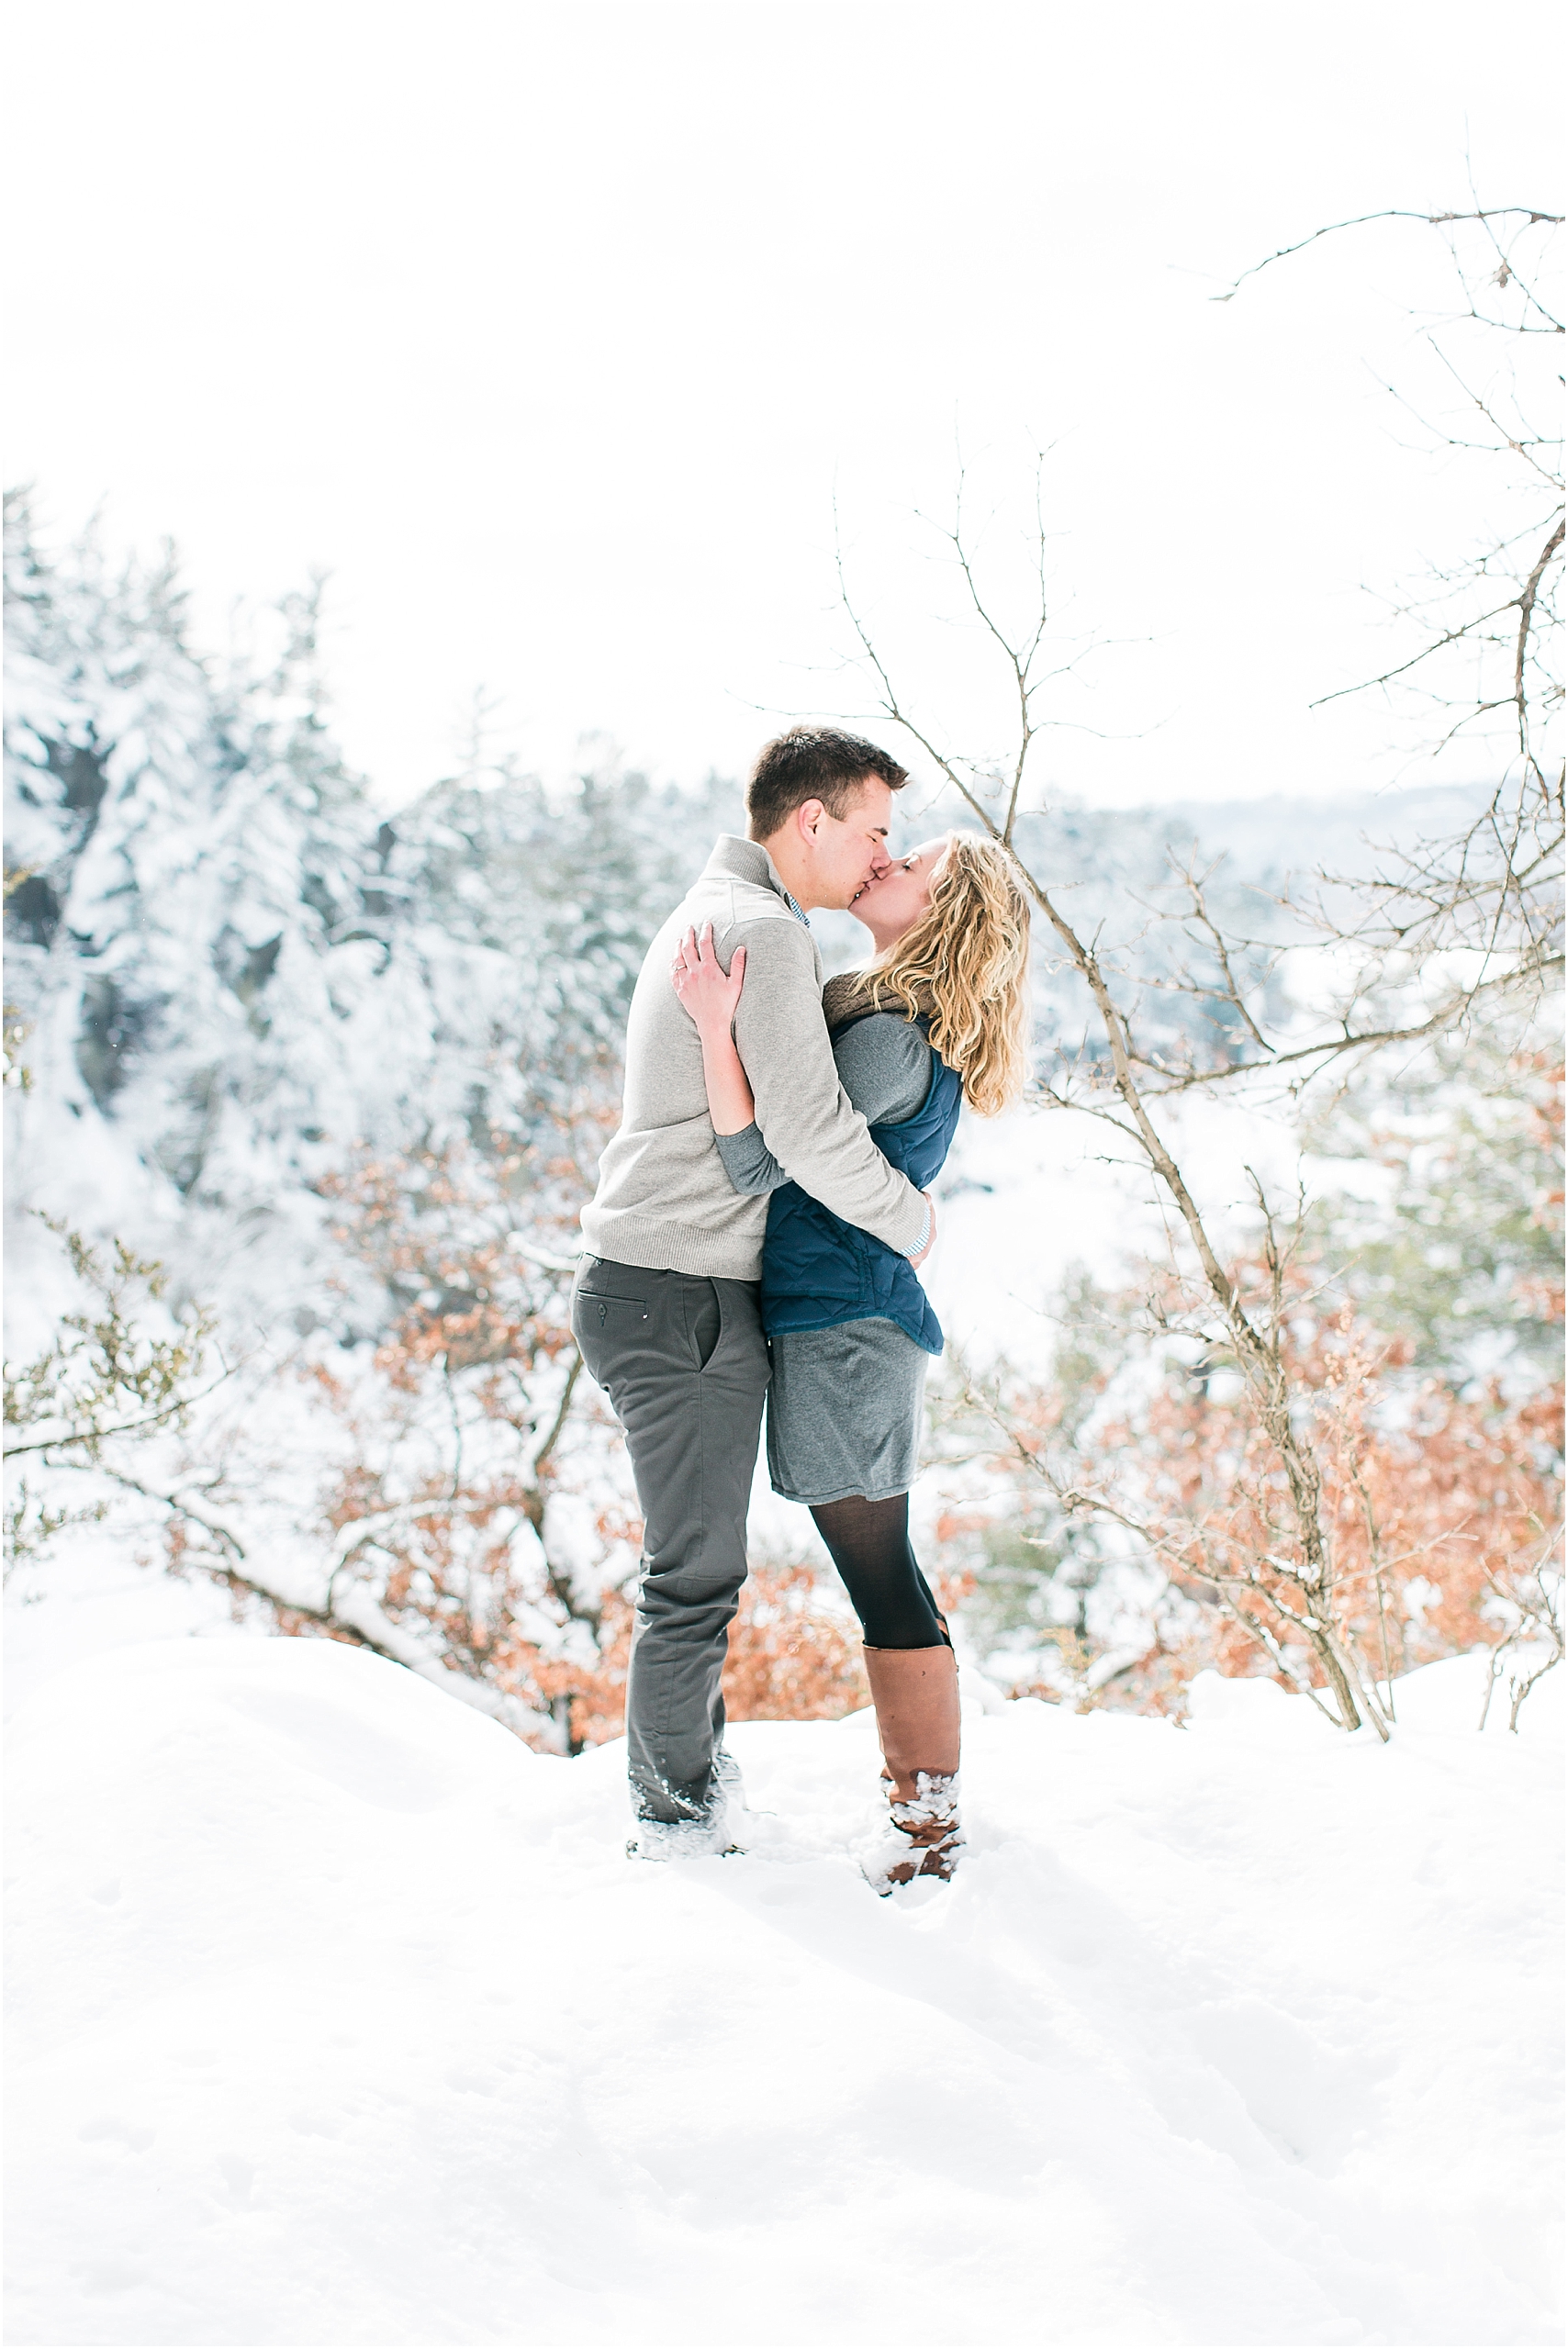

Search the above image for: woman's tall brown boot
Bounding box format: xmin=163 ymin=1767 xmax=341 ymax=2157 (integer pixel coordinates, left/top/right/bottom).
xmin=860 ymin=1643 xmax=963 ymax=1891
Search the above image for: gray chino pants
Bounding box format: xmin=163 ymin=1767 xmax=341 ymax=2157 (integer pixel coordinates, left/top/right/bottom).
xmin=571 ymin=1255 xmax=770 ymax=1823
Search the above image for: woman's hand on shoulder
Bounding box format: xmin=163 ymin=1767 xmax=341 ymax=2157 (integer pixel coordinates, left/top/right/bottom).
xmin=671 ymin=923 xmax=746 ymax=1034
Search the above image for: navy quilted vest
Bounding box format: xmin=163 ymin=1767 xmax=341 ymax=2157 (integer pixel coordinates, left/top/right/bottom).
xmin=759 ymin=1012 xmax=962 ymax=1356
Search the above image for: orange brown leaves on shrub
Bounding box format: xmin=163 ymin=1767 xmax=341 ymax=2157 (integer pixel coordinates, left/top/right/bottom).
xmin=722 ymin=1563 xmax=870 ymax=1723
xmin=1078 ymin=1289 xmax=1560 ymax=1704
xmin=531 ymin=1590 xmax=633 ymax=1754
xmin=502 ymin=1562 xmax=875 ymax=1751
xmin=322 ymin=1149 xmax=579 ymax=1382
xmin=268 ymin=1136 xmax=645 ymax=1746
xmin=1004 ymin=1626 xmax=1211 ymax=1720
xmin=952 ymin=1216 xmax=1562 ymax=1725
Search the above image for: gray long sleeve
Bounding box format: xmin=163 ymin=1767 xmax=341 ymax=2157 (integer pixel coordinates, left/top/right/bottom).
xmin=834 ymin=1014 xmax=932 ymax=1124
xmin=713 ymin=1124 xmax=786 ymax=1195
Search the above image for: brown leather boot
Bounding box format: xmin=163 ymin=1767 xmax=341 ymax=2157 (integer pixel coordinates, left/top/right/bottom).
xmin=861 ymin=1644 xmax=963 ymax=1890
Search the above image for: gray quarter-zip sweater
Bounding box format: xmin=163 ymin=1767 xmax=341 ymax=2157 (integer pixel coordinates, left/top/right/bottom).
xmin=580 ymin=835 xmax=928 ymax=1279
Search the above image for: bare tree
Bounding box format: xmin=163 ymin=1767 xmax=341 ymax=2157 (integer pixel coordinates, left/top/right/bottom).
xmin=1477 ymin=1533 xmax=1565 ymax=1733
xmin=834 ymin=499 xmax=1397 ymax=1732
xmin=1266 ymin=205 xmax=1563 ymax=1084
xmin=824 ymin=201 xmax=1562 ymax=1735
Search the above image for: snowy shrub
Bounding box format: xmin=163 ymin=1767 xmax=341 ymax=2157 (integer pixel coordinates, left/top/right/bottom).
xmin=3 ymin=1218 xmax=218 ymax=1572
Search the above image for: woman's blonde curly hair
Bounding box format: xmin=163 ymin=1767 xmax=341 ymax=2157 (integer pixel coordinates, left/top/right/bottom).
xmin=851 ymin=833 xmax=1033 ymax=1117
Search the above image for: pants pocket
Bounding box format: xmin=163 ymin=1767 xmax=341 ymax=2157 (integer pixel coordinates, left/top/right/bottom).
xmin=689 ymin=1281 xmax=722 ymax=1371
xmin=577 ymin=1287 xmax=651 ymax=1325
xmin=572 ymin=1284 xmax=651 ymax=1384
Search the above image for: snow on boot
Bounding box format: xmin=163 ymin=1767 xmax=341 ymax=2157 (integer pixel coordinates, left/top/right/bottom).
xmin=625 ymin=1747 xmax=747 ymax=1861
xmin=861 ymin=1771 xmax=964 ymax=1892
xmin=859 ymin=1644 xmax=964 ymax=1893
xmin=624 ymin=1813 xmax=738 ymax=1862
xmin=711 ymin=1744 xmax=746 ymax=1811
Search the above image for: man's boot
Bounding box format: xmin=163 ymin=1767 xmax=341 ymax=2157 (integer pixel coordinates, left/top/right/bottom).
xmin=860 ymin=1644 xmax=963 ymax=1891
xmin=624 ymin=1747 xmax=748 ymax=1862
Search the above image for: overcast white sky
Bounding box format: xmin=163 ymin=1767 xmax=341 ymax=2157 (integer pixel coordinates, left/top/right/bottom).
xmin=6 ymin=1 xmax=1562 ymax=814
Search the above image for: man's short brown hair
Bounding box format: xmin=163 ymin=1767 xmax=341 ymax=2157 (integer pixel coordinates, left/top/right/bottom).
xmin=745 ymin=727 xmax=908 ymax=842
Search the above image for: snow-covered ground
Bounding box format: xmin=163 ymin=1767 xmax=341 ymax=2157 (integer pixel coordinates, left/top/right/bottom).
xmin=6 ymin=1634 xmax=1561 ymax=2346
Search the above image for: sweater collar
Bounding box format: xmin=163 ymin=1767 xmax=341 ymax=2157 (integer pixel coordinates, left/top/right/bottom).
xmin=705 ymin=834 xmax=811 ymax=927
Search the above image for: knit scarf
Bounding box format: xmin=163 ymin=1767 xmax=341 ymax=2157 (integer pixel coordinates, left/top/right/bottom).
xmin=821 ymin=968 xmax=936 ymax=1034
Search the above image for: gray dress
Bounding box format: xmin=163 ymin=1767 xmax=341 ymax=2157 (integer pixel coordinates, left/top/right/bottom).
xmin=714 ymin=1013 xmax=933 ymax=1506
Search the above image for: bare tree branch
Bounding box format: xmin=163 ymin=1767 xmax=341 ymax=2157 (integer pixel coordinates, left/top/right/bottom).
xmin=1211 ymin=206 xmax=1563 ymax=312
xmin=1516 ymin=518 xmax=1565 ymax=748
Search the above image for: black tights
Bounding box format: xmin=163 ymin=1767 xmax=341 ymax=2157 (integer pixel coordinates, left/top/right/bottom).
xmin=809 ymin=1493 xmax=950 ymax=1650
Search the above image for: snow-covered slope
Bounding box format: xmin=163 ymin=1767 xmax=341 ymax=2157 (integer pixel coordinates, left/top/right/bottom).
xmin=6 ymin=1638 xmax=1560 ymax=2347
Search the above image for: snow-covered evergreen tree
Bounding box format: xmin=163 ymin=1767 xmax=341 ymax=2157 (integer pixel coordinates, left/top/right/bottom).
xmin=4 ymin=496 xmax=739 ymax=1336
